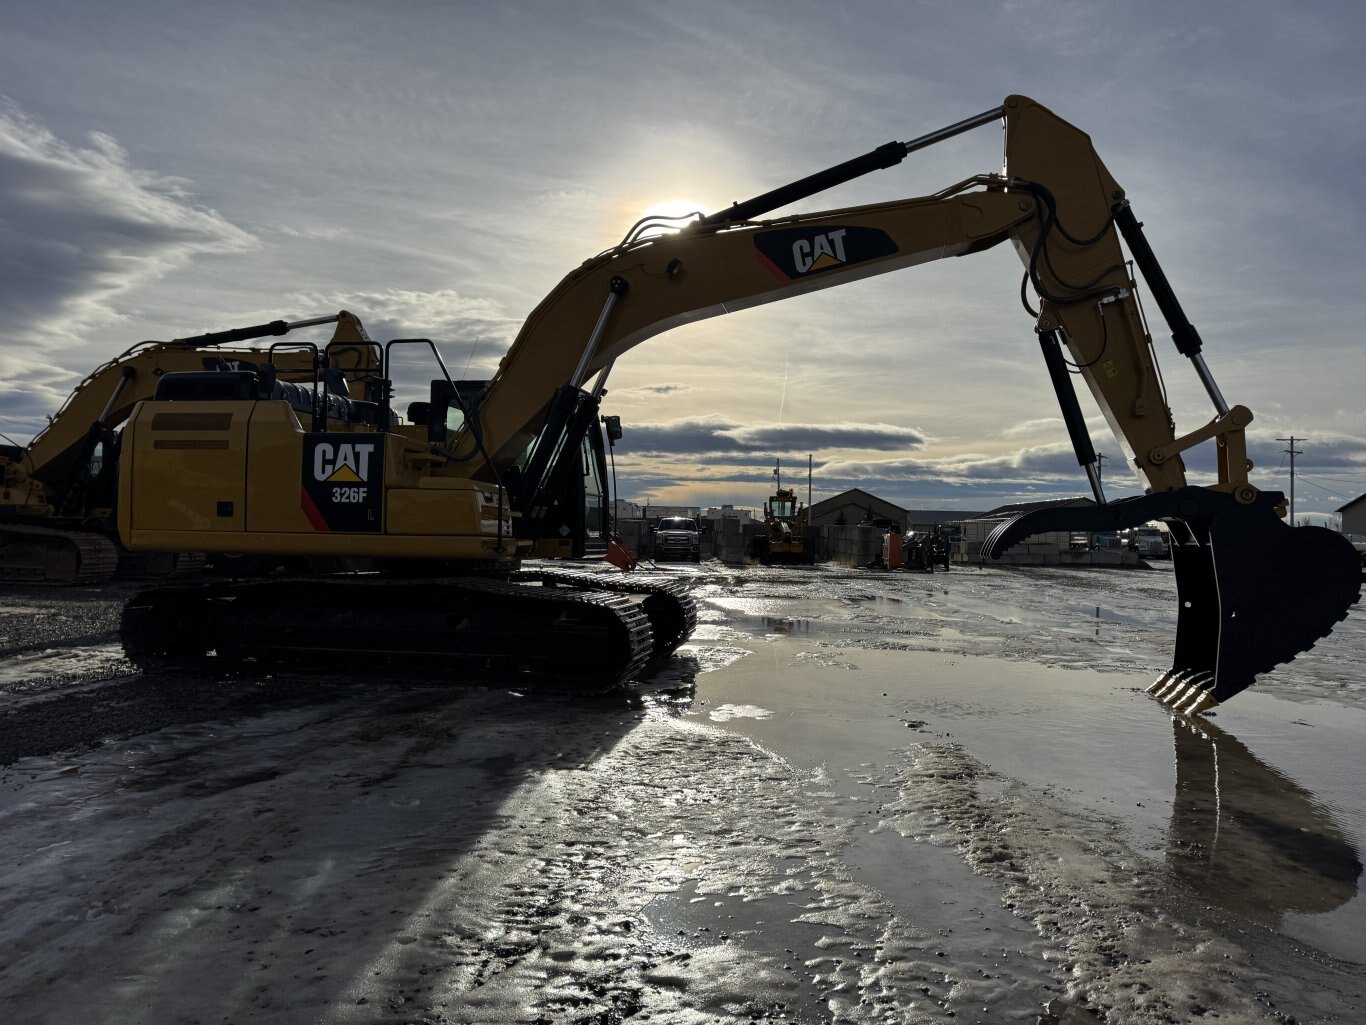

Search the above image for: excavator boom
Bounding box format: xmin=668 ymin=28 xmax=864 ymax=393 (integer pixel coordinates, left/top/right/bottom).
xmin=444 ymin=94 xmax=1359 ymax=709
xmin=103 ymin=95 xmax=1359 ymax=707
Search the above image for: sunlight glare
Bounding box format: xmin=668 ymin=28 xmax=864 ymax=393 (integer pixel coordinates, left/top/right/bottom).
xmin=630 ymin=197 xmax=710 ymax=237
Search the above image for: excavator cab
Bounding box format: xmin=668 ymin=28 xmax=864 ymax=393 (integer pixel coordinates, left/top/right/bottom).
xmin=410 ymin=375 xmax=613 ymax=558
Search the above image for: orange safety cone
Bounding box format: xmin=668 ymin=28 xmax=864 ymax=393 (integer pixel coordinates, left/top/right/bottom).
xmin=606 ymin=537 xmax=638 ymax=572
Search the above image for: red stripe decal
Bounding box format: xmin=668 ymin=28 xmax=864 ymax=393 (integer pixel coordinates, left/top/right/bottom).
xmin=755 ymin=249 xmax=791 ymax=282
xmin=300 ymin=488 xmax=331 ymax=531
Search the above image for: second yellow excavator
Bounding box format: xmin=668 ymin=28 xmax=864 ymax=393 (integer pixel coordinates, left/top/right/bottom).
xmin=0 ymin=313 xmax=382 ymax=582
xmin=108 ymin=95 xmax=1359 ymax=708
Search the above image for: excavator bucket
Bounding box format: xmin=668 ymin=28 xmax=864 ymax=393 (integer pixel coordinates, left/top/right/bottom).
xmin=1152 ymin=500 xmax=1362 ymax=713
xmin=984 ymin=489 xmax=1361 ymax=712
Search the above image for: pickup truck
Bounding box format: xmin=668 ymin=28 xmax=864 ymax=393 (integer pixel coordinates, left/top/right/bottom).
xmin=653 ymin=517 xmax=702 ymax=562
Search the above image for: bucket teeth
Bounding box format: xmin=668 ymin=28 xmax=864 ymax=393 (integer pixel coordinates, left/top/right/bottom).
xmin=1148 ymin=670 xmax=1217 ymax=715
xmin=1179 ymin=689 xmax=1219 ymax=716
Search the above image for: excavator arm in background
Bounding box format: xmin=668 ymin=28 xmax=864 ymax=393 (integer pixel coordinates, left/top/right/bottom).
xmin=445 ymin=94 xmax=1359 ymax=711
xmin=1 ymin=312 xmax=380 ymax=582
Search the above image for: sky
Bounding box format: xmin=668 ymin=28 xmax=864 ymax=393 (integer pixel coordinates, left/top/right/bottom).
xmin=1 ymin=0 xmax=1364 ymax=523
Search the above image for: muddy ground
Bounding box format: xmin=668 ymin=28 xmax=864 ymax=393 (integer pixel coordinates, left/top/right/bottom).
xmin=0 ymin=561 xmax=1363 ymax=1024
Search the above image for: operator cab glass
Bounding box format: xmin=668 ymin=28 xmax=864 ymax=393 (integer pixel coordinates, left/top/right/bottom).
xmin=582 ymin=435 xmax=605 ymax=539
xmin=772 ymin=500 xmax=795 ymax=517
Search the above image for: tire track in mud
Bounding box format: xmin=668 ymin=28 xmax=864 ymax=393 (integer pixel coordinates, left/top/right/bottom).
xmin=376 ymin=708 xmax=1082 ymax=1025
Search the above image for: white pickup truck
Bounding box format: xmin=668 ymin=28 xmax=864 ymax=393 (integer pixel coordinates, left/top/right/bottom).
xmin=653 ymin=517 xmax=701 ymax=562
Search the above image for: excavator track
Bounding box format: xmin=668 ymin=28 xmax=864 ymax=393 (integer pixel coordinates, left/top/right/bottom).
xmin=0 ymin=524 xmax=120 ymax=584
xmin=119 ymin=572 xmax=680 ymax=694
xmin=511 ymin=568 xmax=697 ymax=656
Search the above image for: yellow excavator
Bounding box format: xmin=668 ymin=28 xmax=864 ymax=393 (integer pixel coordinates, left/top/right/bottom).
xmin=110 ymin=94 xmax=1358 ymax=708
xmin=0 ymin=313 xmax=383 ymax=583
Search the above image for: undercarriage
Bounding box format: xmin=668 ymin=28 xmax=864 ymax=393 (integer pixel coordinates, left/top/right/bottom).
xmin=120 ymin=568 xmax=696 ymax=694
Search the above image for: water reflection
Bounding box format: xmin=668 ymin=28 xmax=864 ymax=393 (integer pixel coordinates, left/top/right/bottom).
xmin=761 ymin=616 xmax=810 ymax=635
xmin=1167 ymin=716 xmax=1361 ymax=921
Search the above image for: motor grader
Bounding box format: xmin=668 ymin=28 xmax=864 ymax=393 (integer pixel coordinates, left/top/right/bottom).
xmin=750 ymin=487 xmax=810 ymax=565
xmin=92 ymin=94 xmax=1359 ymax=707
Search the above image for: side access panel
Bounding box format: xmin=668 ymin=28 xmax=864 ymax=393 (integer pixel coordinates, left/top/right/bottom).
xmin=121 ymin=403 xmax=250 ymax=533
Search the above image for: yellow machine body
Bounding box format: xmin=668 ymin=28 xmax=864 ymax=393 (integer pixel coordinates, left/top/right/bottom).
xmin=119 ymin=400 xmax=512 ymax=560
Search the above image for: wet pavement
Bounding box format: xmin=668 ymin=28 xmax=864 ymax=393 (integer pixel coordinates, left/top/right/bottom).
xmin=0 ymin=562 xmax=1363 ymax=1023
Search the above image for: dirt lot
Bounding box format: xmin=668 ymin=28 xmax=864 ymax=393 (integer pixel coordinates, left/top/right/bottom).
xmin=1 ymin=562 xmax=1363 ymax=1024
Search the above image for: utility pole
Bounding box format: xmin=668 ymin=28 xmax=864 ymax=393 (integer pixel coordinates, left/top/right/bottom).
xmin=1277 ymin=436 xmax=1303 ymax=524
xmin=1095 ymin=452 xmax=1108 ymax=492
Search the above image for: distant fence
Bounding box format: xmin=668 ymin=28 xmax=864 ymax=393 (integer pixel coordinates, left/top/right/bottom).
xmin=611 ymin=517 xmax=1140 ymax=568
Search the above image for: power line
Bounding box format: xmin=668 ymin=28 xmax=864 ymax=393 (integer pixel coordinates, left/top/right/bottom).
xmin=1299 ymin=474 xmax=1366 ymax=486
xmin=1295 ymin=476 xmax=1347 ymax=501
xmin=1276 ymin=436 xmax=1303 ymax=522
xmin=1298 ymin=474 xmax=1366 ymax=504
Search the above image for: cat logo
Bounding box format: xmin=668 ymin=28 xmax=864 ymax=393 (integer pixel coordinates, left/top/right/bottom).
xmin=302 ymin=434 xmax=385 ymax=532
xmin=754 ymin=225 xmax=898 ymax=282
xmin=313 ymin=441 xmax=376 ymax=483
xmin=792 ymin=229 xmax=848 ymax=274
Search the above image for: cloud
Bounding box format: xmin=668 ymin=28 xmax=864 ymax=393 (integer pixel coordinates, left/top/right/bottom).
xmin=289 ymin=287 xmax=521 ymax=383
xmin=1245 ymin=431 xmax=1366 ymax=474
xmin=612 ymin=383 xmax=697 ymax=398
xmin=1000 ymin=417 xmax=1064 ymax=439
xmin=817 ymin=441 xmax=1082 ymax=484
xmin=0 ymin=99 xmax=254 ymax=343
xmin=0 ymin=100 xmax=256 ymax=432
xmin=616 ymin=415 xmax=925 ymax=457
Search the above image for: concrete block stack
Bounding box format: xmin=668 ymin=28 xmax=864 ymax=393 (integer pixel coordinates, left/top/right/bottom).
xmin=705 ymin=517 xmax=744 ymax=564
xmin=815 ymin=525 xmax=885 ymax=567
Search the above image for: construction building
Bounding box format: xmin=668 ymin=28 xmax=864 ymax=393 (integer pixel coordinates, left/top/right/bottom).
xmin=1339 ymin=494 xmax=1366 ymax=536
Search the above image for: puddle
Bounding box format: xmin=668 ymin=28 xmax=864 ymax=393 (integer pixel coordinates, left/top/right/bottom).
xmin=843 ymin=815 xmax=1063 ymax=1018
xmin=690 ymin=633 xmax=1366 ymax=968
xmin=0 ymin=644 xmax=129 ymax=687
xmin=706 ymin=703 xmax=774 ymax=722
xmin=1165 ymin=715 xmax=1362 ymax=955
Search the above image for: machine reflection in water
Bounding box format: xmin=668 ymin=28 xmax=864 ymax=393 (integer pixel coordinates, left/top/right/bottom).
xmin=1167 ymin=716 xmax=1362 ymax=923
